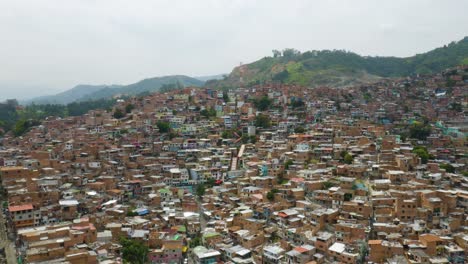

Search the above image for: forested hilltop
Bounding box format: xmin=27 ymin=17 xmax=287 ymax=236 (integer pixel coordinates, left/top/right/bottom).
xmin=208 ymin=36 xmax=468 ymax=88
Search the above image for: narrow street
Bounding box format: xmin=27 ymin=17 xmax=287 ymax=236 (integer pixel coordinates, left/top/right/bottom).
xmin=0 ymin=200 xmax=17 ymax=264
xmin=0 ymin=208 xmax=16 ymax=264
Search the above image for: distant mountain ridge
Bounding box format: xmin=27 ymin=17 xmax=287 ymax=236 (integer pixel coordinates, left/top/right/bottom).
xmin=193 ymin=74 xmax=226 ymax=82
xmin=26 ymin=84 xmax=123 ymax=105
xmin=209 ymin=36 xmax=468 ymax=88
xmin=26 ymin=75 xmax=204 ymax=105
xmin=24 ymin=37 xmax=468 ymax=104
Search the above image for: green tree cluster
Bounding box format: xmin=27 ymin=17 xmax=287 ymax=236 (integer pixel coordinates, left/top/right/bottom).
xmin=189 ymin=236 xmax=201 ymax=248
xmin=409 ymin=122 xmax=432 ymax=140
xmin=196 ymin=184 xmax=205 ymax=197
xmin=1 ymin=98 xmax=117 ymax=136
xmin=200 ymin=108 xmax=216 ymax=118
xmin=412 ymin=146 xmax=432 ymax=164
xmin=13 ymin=119 xmax=40 ymax=136
xmin=290 ymin=99 xmax=305 ymax=108
xmin=322 ymin=181 xmax=335 ymax=190
xmin=253 ymin=96 xmax=272 ymax=111
xmin=113 ymin=108 xmax=125 ymax=119
xmin=221 ymin=130 xmax=234 ymax=139
xmin=222 ymin=91 xmax=230 ymax=102
xmin=255 ymin=114 xmax=271 ymax=128
xmin=449 ymin=102 xmax=463 ymax=112
xmin=125 ymin=104 xmax=135 ymax=113
xmin=156 ymin=121 xmax=171 ymax=133
xmin=440 ymin=163 xmax=455 ymax=173
xmin=266 ymin=189 xmax=279 ymax=201
xmin=344 ymin=153 xmax=354 ymax=164
xmin=294 ymin=126 xmax=305 ymax=133
xmin=120 ymin=237 xmax=148 ymax=264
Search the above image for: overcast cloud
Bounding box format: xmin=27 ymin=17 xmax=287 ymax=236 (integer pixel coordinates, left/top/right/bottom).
xmin=0 ymin=0 xmax=467 ymax=100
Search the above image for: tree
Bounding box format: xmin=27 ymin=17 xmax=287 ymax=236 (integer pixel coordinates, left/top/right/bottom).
xmin=272 ymin=49 xmax=281 ymax=58
xmin=156 ymin=121 xmax=170 ymax=133
xmin=221 ymin=130 xmax=233 ymax=139
xmin=13 ymin=119 xmax=27 ymax=136
xmin=272 ymin=70 xmax=289 ymax=82
xmin=189 ymin=236 xmax=201 ymax=248
xmin=399 ymin=133 xmax=408 ymax=142
xmin=413 ymin=146 xmax=430 ymax=164
xmin=284 ymin=160 xmax=293 ymax=170
xmin=13 ymin=119 xmax=40 ymax=137
xmin=200 ymin=108 xmax=216 ymax=118
xmin=266 ymin=191 xmax=274 ymax=201
xmin=167 ymin=132 xmax=178 ymax=140
xmin=449 ymin=102 xmax=463 ymax=112
xmin=282 ymin=48 xmax=300 ymax=59
xmin=255 ymin=114 xmax=271 ymax=128
xmin=409 ymin=122 xmax=431 ymax=140
xmin=344 ymin=153 xmax=353 ymax=164
xmin=290 ymin=100 xmax=305 ymax=108
xmin=253 ymin=96 xmax=272 ymax=111
xmin=266 ymin=189 xmax=279 ymax=201
xmin=249 ymin=135 xmax=257 ymax=144
xmin=277 ymin=172 xmax=286 ymax=184
xmin=205 ymin=178 xmax=216 ymax=187
xmin=340 ymin=151 xmax=348 ymax=159
xmin=125 ymin=104 xmax=135 ymax=113
xmin=294 ymin=126 xmax=305 ymax=133
xmin=223 ymin=91 xmax=230 ymax=102
xmin=126 ymin=211 xmax=138 ymax=217
xmin=363 ymin=92 xmax=372 ymax=102
xmin=196 ymin=184 xmax=206 ymax=197
xmin=120 ymin=237 xmax=148 ymax=264
xmin=322 ymin=181 xmax=335 ymax=190
xmin=440 ymin=163 xmax=455 ymax=173
xmin=446 ymin=78 xmax=456 ymax=87
xmin=344 ymin=193 xmax=353 ymax=201
xmin=113 ymin=108 xmax=125 ymax=119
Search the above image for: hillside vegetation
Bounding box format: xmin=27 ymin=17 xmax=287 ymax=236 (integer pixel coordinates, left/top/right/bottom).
xmin=209 ymin=36 xmax=468 ymax=88
xmin=0 ymin=99 xmax=117 ymax=136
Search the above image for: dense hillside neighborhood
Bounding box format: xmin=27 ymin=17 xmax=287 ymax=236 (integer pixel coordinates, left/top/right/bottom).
xmin=0 ymin=65 xmax=466 ymax=263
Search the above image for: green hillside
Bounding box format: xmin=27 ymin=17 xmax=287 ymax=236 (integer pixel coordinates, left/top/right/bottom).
xmin=211 ymin=36 xmax=468 ymax=88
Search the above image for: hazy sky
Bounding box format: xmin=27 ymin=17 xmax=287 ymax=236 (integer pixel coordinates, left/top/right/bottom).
xmin=1 ymin=0 xmax=467 ymax=100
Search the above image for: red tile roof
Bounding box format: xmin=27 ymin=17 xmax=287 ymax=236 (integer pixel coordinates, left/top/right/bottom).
xmin=278 ymin=212 xmax=288 ymax=218
xmin=294 ymin=247 xmax=309 ymax=253
xmin=8 ymin=204 xmax=33 ymax=212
